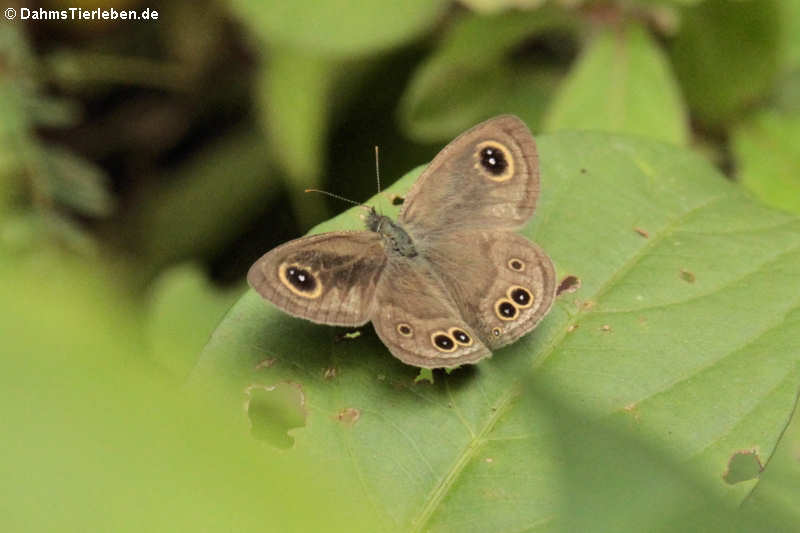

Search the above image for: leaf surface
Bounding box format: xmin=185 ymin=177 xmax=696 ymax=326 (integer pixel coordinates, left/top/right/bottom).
xmin=195 ymin=132 xmax=800 ymax=532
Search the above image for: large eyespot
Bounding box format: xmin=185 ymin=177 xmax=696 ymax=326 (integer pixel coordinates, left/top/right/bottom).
xmin=431 ymin=331 xmax=457 ymax=353
xmin=508 ymin=258 xmax=525 ymax=272
xmin=507 ymin=286 xmax=533 ymax=309
xmin=494 ymin=298 xmax=518 ymax=321
xmin=396 ymin=323 xmax=413 ymax=337
xmin=474 ymin=141 xmax=514 ymax=182
xmin=448 ymin=327 xmax=473 ymax=346
xmin=279 ymin=263 xmax=322 ymax=298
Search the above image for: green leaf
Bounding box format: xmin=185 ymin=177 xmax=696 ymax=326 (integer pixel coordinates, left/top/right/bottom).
xmin=779 ymin=0 xmax=800 ymax=72
xmin=459 ymin=0 xmax=546 ymax=12
xmin=671 ymin=0 xmax=782 ymax=128
xmin=257 ymin=48 xmax=335 ymax=228
xmin=544 ymin=23 xmax=689 ymax=145
xmin=743 ymin=393 xmax=800 ymax=527
xmin=40 ymin=145 xmax=115 ymax=217
xmin=399 ymin=9 xmax=573 ymax=142
xmin=229 ymin=0 xmax=448 ymax=57
xmin=195 ymin=132 xmax=800 ymax=531
xmin=146 ymin=264 xmax=242 ymax=380
xmin=732 ymin=110 xmax=800 ymax=215
xmin=0 ymin=251 xmax=382 ymax=533
xmin=124 ymin=127 xmax=275 ymax=274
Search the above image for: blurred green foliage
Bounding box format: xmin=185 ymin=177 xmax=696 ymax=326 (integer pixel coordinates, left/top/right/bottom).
xmin=2 ymin=0 xmax=800 ymax=531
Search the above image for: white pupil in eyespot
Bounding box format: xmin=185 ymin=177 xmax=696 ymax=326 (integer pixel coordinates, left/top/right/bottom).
xmin=297 ymin=273 xmax=306 ymax=282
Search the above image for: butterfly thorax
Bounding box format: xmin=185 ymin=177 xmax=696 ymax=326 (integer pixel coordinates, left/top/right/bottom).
xmin=365 ymin=208 xmax=417 ymax=258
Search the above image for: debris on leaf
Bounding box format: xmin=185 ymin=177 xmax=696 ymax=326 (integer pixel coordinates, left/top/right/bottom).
xmin=337 ymin=407 xmax=361 ymax=426
xmin=557 ymin=275 xmax=581 ymax=296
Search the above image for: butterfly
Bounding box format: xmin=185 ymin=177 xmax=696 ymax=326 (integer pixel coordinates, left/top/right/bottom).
xmin=248 ymin=115 xmax=556 ymax=368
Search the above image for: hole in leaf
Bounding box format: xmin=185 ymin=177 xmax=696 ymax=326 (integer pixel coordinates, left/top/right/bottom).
xmin=723 ymin=449 xmax=763 ymax=485
xmin=335 ymin=329 xmax=361 ymax=342
xmin=391 ymin=195 xmax=405 ymax=206
xmin=414 ymin=368 xmax=434 ymax=384
xmin=245 ymin=383 xmax=306 ymax=449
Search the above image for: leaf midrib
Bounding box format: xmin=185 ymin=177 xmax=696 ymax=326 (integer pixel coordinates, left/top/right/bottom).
xmin=407 ymin=191 xmax=730 ymax=531
xmin=410 ymin=386 xmax=518 ymax=533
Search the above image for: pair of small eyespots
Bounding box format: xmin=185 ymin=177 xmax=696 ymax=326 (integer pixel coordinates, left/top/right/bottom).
xmin=494 ymin=285 xmax=534 ymax=322
xmin=396 ymin=323 xmax=473 ymax=355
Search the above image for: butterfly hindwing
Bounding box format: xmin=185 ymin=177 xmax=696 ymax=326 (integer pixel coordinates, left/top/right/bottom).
xmin=370 ymin=255 xmax=490 ymax=368
xmin=422 ymin=230 xmax=556 ymax=350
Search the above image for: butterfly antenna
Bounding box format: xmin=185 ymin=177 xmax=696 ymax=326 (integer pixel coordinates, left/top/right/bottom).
xmin=304 ymin=188 xmax=361 ymax=207
xmin=374 ymin=145 xmax=381 ymax=194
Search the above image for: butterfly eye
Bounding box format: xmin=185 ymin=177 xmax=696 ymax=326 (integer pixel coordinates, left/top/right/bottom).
xmin=448 ymin=327 xmax=473 ymax=346
xmin=396 ymin=323 xmax=413 ymax=337
xmin=279 ymin=263 xmax=322 ymax=298
xmin=494 ymin=298 xmax=518 ymax=321
xmin=474 ymin=141 xmax=514 ymax=182
xmin=507 ymin=286 xmax=533 ymax=309
xmin=431 ymin=332 xmax=457 ymax=353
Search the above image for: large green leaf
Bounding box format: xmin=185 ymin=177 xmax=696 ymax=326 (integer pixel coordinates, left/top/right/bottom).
xmin=671 ymin=0 xmax=781 ymax=128
xmin=399 ymin=8 xmax=574 ymax=142
xmin=543 ymin=23 xmax=689 ymax=145
xmin=194 ymin=132 xmax=800 ymax=531
xmin=256 ymin=48 xmax=335 ymax=229
xmin=732 ymin=110 xmax=800 ymax=215
xmin=0 ymin=251 xmax=382 ymax=533
xmin=228 ymin=0 xmax=448 ymax=57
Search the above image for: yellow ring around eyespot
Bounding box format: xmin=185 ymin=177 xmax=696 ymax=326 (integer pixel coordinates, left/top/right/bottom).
xmin=494 ymin=297 xmax=518 ymax=321
xmin=396 ymin=323 xmax=414 ymax=337
xmin=507 ymin=258 xmax=525 ymax=272
xmin=278 ymin=263 xmax=323 ymax=299
xmin=448 ymin=327 xmax=474 ymax=347
xmin=430 ymin=330 xmax=458 ymax=354
xmin=474 ymin=141 xmax=515 ymax=183
xmin=506 ymin=285 xmax=534 ymax=309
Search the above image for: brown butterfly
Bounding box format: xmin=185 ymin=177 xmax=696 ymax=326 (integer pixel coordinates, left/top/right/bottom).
xmin=248 ymin=115 xmax=556 ymax=368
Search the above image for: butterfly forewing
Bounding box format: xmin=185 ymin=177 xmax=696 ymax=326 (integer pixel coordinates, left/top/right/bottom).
xmin=399 ymin=115 xmax=540 ymax=236
xmin=247 ymin=231 xmax=387 ymax=327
